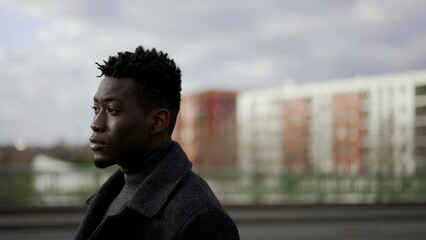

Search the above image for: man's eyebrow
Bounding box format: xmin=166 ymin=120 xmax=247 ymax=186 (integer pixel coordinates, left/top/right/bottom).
xmin=93 ymin=96 xmax=122 ymax=103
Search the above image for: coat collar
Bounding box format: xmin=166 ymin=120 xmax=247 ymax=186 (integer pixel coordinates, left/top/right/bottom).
xmin=76 ymin=142 xmax=192 ymax=240
xmin=125 ymin=141 xmax=192 ymax=217
xmin=86 ymin=141 xmax=192 ymax=219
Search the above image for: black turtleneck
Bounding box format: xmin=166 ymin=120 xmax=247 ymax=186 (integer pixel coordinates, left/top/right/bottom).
xmin=102 ymin=139 xmax=173 ymax=218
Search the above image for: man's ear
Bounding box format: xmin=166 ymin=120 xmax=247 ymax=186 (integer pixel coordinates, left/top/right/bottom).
xmin=149 ymin=108 xmax=170 ymax=135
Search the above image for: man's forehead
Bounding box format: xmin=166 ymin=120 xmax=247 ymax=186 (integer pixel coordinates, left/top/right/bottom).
xmin=94 ymin=77 xmax=135 ymax=102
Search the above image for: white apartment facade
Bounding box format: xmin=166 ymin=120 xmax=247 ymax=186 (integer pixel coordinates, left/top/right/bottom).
xmin=237 ymin=70 xmax=426 ymax=175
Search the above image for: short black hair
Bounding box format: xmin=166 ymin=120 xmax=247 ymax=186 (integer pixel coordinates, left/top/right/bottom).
xmin=96 ymin=46 xmax=182 ymax=137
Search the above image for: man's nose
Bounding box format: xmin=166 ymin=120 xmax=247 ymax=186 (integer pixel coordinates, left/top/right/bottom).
xmin=91 ymin=113 xmax=106 ymax=133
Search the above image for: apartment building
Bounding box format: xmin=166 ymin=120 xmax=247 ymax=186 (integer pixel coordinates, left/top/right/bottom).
xmin=173 ymin=91 xmax=237 ymax=170
xmin=237 ymin=70 xmax=426 ymax=175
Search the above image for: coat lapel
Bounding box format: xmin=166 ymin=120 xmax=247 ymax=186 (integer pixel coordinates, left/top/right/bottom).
xmin=75 ymin=169 xmax=125 ymax=240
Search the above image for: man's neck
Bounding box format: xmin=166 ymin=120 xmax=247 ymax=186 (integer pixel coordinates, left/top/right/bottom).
xmin=120 ymin=139 xmax=173 ymax=175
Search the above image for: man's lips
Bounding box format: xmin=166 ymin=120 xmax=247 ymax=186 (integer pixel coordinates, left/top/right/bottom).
xmin=89 ymin=137 xmax=106 ymax=150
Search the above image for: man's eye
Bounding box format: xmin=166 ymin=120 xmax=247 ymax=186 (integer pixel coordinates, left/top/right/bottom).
xmin=92 ymin=106 xmax=99 ymax=114
xmin=107 ymin=106 xmax=118 ymax=114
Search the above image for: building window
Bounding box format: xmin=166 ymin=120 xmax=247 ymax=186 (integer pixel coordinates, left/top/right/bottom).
xmin=416 ymin=106 xmax=426 ymax=116
xmin=415 ymin=126 xmax=426 ymax=136
xmin=415 ymin=85 xmax=426 ymax=96
xmin=415 ymin=147 xmax=426 ymax=156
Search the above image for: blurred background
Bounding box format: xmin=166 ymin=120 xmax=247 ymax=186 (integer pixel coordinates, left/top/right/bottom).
xmin=1 ymin=0 xmax=426 ymax=239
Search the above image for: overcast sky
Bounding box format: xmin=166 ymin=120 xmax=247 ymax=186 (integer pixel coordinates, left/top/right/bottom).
xmin=1 ymin=0 xmax=426 ymax=146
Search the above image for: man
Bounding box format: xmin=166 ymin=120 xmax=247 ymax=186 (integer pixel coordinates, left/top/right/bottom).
xmin=74 ymin=46 xmax=239 ymax=240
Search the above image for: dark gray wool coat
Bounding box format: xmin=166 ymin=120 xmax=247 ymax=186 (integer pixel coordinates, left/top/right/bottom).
xmin=74 ymin=141 xmax=240 ymax=240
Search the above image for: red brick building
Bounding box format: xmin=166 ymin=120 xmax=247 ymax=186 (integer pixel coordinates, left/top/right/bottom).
xmin=173 ymin=91 xmax=237 ymax=170
xmin=332 ymin=92 xmax=365 ymax=173
xmin=282 ymin=98 xmax=311 ymax=172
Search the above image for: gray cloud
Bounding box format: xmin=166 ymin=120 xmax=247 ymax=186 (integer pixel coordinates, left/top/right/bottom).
xmin=1 ymin=0 xmax=426 ymax=145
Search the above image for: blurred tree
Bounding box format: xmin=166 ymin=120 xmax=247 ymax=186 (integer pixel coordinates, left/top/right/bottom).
xmin=42 ymin=142 xmax=93 ymax=166
xmin=0 ymin=146 xmax=37 ymax=165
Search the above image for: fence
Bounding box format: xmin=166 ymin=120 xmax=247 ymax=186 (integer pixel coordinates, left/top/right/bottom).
xmin=1 ymin=167 xmax=426 ymax=207
xmin=203 ymin=171 xmax=426 ymax=204
xmin=0 ymin=167 xmax=113 ymax=207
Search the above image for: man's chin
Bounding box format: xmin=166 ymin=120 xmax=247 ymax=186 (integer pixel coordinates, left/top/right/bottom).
xmin=93 ymin=157 xmax=116 ymax=169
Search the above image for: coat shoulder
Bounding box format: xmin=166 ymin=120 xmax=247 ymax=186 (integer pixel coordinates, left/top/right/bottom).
xmin=161 ymin=171 xmax=239 ymax=239
xmin=166 ymin=171 xmax=221 ymax=214
xmin=176 ymin=208 xmax=240 ymax=240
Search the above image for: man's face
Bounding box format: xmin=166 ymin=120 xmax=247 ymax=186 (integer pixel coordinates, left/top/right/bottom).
xmin=89 ymin=77 xmax=151 ymax=168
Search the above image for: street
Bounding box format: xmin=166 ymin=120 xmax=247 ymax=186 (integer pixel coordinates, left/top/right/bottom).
xmin=0 ymin=204 xmax=425 ymax=240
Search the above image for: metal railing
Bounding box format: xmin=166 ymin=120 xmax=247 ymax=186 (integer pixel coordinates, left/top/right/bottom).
xmin=0 ymin=167 xmax=113 ymax=207
xmin=202 ymin=171 xmax=426 ymax=204
xmin=1 ymin=168 xmax=426 ymax=207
